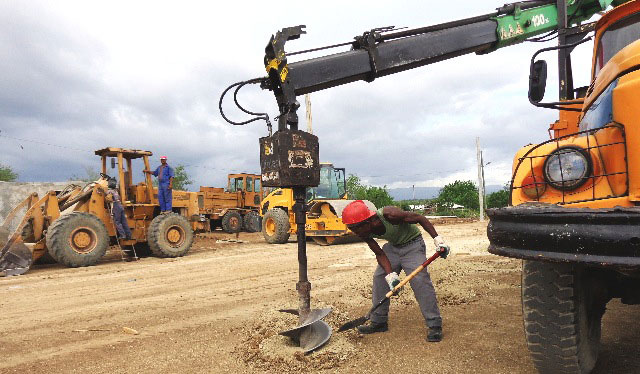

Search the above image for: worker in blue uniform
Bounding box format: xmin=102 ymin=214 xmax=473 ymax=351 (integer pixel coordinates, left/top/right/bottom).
xmin=144 ymin=156 xmax=174 ymax=213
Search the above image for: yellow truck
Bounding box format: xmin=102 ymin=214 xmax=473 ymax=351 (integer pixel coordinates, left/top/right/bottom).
xmin=198 ymin=173 xmax=269 ymax=233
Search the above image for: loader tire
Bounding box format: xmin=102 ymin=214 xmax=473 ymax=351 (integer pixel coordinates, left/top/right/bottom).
xmin=45 ymin=212 xmax=109 ymax=268
xmin=243 ymin=211 xmax=261 ymax=233
xmin=221 ymin=211 xmax=242 ymax=233
xmin=522 ymin=260 xmax=605 ymax=374
xmin=262 ymin=209 xmax=290 ymax=244
xmin=148 ymin=213 xmax=193 ymax=258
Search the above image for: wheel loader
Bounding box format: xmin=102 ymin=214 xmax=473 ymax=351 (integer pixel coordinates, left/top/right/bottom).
xmin=259 ymin=163 xmax=375 ymax=245
xmin=0 ymin=147 xmax=197 ymax=276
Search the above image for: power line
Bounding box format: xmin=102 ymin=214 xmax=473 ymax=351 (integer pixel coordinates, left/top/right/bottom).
xmin=0 ymin=132 xmax=93 ymax=152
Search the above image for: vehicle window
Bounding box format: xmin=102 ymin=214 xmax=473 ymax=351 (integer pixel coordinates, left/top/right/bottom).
xmin=579 ymin=80 xmax=616 ymax=131
xmin=229 ymin=178 xmax=244 ymax=192
xmin=254 ymin=179 xmax=261 ymax=193
xmin=336 ymin=169 xmax=346 ymax=198
xmin=595 ymin=13 xmax=640 ymax=76
xmin=246 ymin=177 xmax=253 ymax=192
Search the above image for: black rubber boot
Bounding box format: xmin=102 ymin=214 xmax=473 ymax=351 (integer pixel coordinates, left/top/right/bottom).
xmin=427 ymin=327 xmax=443 ymax=342
xmin=357 ymin=321 xmax=388 ymax=334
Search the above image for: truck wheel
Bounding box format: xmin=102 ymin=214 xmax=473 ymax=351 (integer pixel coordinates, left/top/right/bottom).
xmin=243 ymin=211 xmax=261 ymax=233
xmin=148 ymin=213 xmax=193 ymax=258
xmin=45 ymin=212 xmax=109 ymax=268
xmin=262 ymin=209 xmax=290 ymax=244
xmin=221 ymin=211 xmax=243 ymax=233
xmin=522 ymin=260 xmax=605 ymax=374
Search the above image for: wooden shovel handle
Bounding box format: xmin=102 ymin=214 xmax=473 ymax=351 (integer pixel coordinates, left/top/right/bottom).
xmin=384 ymin=248 xmax=443 ymax=298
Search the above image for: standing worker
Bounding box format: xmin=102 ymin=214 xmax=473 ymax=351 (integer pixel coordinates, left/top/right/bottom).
xmin=342 ymin=200 xmax=450 ymax=342
xmin=144 ymin=156 xmax=174 ymax=214
xmin=106 ymin=178 xmax=132 ymax=240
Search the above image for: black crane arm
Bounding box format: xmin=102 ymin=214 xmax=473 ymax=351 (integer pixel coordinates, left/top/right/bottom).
xmin=259 ymin=0 xmax=621 ymax=130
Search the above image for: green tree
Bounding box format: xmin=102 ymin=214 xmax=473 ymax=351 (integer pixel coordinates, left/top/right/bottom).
xmin=486 ymin=184 xmax=510 ymax=208
xmin=346 ymin=174 xmax=394 ymax=208
xmin=437 ymin=180 xmax=479 ymax=210
xmin=150 ymin=164 xmax=193 ymax=190
xmin=0 ymin=163 xmax=18 ymax=181
xmin=172 ymin=165 xmax=193 ymax=190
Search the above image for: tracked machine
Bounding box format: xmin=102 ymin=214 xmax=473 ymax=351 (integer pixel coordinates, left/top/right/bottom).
xmin=220 ymin=0 xmax=640 ymax=370
xmin=260 ymin=162 xmax=375 ymax=245
xmin=0 ymin=147 xmax=196 ymax=276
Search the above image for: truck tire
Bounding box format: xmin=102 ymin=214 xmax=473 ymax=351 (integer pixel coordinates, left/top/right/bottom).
xmin=262 ymin=209 xmax=290 ymax=244
xmin=221 ymin=211 xmax=243 ymax=233
xmin=522 ymin=260 xmax=605 ymax=374
xmin=45 ymin=212 xmax=109 ymax=268
xmin=243 ymin=211 xmax=261 ymax=233
xmin=148 ymin=213 xmax=193 ymax=258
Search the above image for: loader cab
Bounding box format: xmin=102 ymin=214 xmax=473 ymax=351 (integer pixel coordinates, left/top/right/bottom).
xmin=227 ymin=173 xmax=265 ymax=208
xmin=95 ymin=147 xmax=155 ymax=206
xmin=307 ymin=163 xmax=347 ymax=201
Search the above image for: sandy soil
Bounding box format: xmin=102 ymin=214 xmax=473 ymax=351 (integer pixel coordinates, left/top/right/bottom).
xmin=1 ymin=220 xmax=639 ymax=374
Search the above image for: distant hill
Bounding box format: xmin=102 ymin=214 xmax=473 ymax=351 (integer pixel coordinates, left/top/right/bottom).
xmin=388 ymin=185 xmax=505 ymax=201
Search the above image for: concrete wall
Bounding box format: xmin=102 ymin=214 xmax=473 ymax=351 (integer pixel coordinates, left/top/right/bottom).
xmin=0 ymin=181 xmax=82 ymax=223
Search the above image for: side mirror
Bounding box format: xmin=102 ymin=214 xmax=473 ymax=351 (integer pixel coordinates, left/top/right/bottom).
xmin=529 ymin=60 xmax=547 ymax=103
xmin=110 ymin=158 xmax=116 ymax=169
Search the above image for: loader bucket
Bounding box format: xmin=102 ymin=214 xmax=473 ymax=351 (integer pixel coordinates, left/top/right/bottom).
xmin=0 ymin=227 xmax=33 ymax=277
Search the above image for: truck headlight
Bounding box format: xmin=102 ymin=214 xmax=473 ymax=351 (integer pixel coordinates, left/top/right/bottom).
xmin=543 ymin=147 xmax=591 ymax=190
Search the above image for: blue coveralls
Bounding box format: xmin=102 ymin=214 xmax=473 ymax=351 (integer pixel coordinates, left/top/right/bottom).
xmin=153 ymin=164 xmax=174 ymax=212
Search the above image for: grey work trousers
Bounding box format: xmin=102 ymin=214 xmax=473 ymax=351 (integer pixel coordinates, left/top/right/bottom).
xmin=370 ymin=236 xmax=442 ymax=328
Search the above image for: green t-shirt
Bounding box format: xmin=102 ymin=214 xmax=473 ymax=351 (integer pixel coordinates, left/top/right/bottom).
xmin=371 ymin=208 xmax=421 ymax=246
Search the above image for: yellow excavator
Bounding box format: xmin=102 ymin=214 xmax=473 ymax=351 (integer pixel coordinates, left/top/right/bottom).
xmin=259 ymin=163 xmax=375 ymax=245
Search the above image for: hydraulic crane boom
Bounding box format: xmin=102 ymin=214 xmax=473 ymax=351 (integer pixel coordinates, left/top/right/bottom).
xmin=261 ymin=0 xmax=627 ymax=130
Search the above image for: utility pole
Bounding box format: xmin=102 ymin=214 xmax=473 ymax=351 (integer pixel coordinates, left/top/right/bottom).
xmin=412 ymin=184 xmax=415 ymax=200
xmin=476 ymin=137 xmax=485 ymax=221
xmin=305 ymin=94 xmax=313 ymax=134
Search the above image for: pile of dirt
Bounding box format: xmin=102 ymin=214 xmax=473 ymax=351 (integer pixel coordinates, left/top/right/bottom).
xmin=234 ymin=306 xmax=362 ymax=373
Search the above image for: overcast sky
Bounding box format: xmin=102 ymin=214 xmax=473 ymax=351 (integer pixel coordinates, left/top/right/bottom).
xmin=0 ymin=0 xmax=601 ymax=190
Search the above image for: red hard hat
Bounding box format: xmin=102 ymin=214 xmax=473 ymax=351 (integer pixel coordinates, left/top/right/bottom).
xmin=342 ymin=200 xmax=377 ymax=225
xmin=160 ymin=156 xmax=167 ymax=160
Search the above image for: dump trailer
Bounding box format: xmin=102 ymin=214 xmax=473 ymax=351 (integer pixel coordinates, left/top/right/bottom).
xmin=0 ymin=147 xmax=196 ymax=276
xmin=260 ymin=163 xmax=375 ymax=245
xmin=198 ymin=173 xmax=267 ymax=233
xmin=219 ymin=0 xmax=638 ymax=371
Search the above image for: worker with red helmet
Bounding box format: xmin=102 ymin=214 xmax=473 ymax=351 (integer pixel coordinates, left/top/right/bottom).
xmin=342 ymin=200 xmax=450 ymax=342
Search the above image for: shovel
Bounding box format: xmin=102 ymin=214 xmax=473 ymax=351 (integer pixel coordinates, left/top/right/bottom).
xmin=338 ymin=246 xmax=446 ymax=332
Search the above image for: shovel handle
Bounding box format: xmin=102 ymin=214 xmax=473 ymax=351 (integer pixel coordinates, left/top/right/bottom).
xmin=383 ymin=248 xmax=443 ymax=299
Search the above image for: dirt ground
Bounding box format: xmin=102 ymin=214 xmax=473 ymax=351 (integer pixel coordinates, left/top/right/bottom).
xmin=1 ymin=220 xmax=639 ymax=374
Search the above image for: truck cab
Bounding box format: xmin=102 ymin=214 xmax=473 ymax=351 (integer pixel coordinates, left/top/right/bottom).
xmin=488 ymin=3 xmax=640 ymax=373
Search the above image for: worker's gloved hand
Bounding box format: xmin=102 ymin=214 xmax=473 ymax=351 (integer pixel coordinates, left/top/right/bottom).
xmin=433 ymin=236 xmax=450 ymax=259
xmin=385 ymin=272 xmax=401 ymax=292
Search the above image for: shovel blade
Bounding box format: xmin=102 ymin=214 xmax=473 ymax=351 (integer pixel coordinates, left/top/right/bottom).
xmin=337 ymin=316 xmax=369 ymax=332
